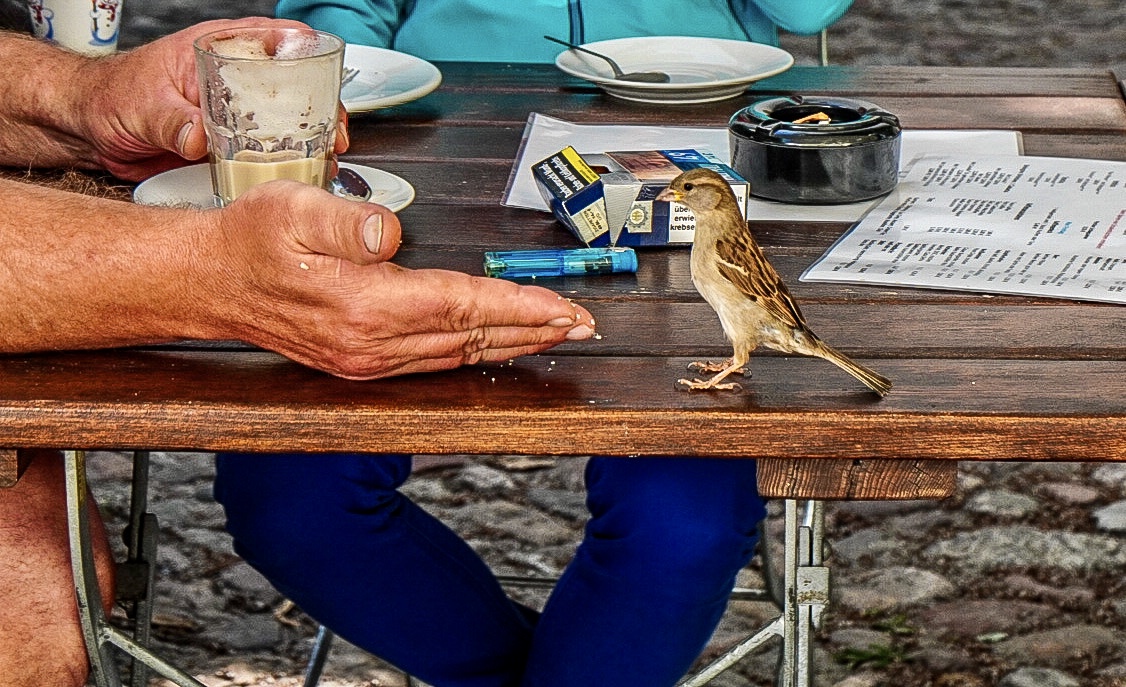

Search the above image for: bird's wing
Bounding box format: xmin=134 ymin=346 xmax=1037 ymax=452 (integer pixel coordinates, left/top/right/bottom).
xmin=715 ymin=232 xmax=807 ymax=330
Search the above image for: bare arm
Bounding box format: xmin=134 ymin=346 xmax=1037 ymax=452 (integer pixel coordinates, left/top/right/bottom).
xmin=0 ymin=179 xmax=594 ymax=378
xmin=0 ymin=178 xmax=214 ymax=350
xmin=0 ymin=19 xmax=594 ymax=378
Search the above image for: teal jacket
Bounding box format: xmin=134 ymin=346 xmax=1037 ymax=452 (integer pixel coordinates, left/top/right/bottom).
xmin=275 ymin=0 xmax=853 ymax=62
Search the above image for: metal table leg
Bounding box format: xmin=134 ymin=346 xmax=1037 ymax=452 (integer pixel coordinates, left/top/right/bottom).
xmin=303 ymin=625 xmax=336 ymax=687
xmin=64 ymin=449 xmax=208 ymax=687
xmin=778 ymin=500 xmax=828 ymax=687
xmin=117 ymin=451 xmax=161 ymax=687
xmin=679 ymin=499 xmax=827 ymax=687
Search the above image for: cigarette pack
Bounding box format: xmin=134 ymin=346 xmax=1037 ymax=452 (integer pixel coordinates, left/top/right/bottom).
xmin=531 ymin=146 xmax=613 ymax=246
xmin=532 ymin=147 xmax=748 ymax=247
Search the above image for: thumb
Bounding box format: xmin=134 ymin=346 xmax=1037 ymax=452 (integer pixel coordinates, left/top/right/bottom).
xmin=174 ymin=113 xmax=209 ymax=161
xmin=287 ymin=185 xmax=403 ymax=265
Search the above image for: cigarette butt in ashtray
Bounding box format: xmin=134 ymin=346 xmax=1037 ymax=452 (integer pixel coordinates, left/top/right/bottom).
xmin=793 ymin=111 xmax=832 ymax=125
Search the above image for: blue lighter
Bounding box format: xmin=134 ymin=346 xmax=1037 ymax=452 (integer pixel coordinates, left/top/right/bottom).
xmin=483 ymin=247 xmax=638 ymax=279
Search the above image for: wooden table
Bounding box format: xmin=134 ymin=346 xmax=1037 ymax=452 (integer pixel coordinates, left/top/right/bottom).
xmin=3 ymin=64 xmax=1126 ymax=485
xmin=3 ymin=64 xmax=1126 ymax=687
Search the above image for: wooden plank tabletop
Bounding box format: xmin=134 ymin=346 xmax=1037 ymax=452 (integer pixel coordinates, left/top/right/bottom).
xmin=1 ymin=350 xmax=1124 ymax=457
xmin=3 ymin=65 xmax=1125 ymax=494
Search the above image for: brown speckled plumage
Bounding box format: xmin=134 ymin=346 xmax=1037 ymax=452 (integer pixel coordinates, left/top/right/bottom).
xmin=656 ymin=167 xmax=891 ymax=396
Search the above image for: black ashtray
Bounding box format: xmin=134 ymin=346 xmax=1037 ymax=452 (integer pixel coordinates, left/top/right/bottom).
xmin=729 ymin=96 xmax=901 ymax=204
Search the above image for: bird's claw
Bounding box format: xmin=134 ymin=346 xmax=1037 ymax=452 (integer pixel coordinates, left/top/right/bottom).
xmin=676 ymin=378 xmax=742 ymax=392
xmin=687 ymin=360 xmax=746 ymax=376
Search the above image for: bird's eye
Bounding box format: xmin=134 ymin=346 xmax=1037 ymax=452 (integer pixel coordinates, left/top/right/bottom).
xmin=683 ymin=183 xmax=694 ymax=191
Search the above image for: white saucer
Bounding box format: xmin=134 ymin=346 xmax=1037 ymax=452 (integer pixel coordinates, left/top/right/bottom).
xmin=133 ymin=162 xmax=416 ymax=212
xmin=342 ymin=44 xmax=442 ymax=113
xmin=554 ymin=36 xmax=793 ymax=104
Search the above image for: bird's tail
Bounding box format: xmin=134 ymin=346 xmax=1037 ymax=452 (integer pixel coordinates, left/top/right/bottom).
xmin=814 ymin=341 xmax=892 ymax=397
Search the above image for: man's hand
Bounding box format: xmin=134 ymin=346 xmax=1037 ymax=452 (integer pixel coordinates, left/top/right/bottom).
xmin=0 ymin=17 xmax=346 ymax=181
xmin=193 ymin=181 xmax=596 ymax=379
xmin=75 ymin=17 xmax=349 ymax=181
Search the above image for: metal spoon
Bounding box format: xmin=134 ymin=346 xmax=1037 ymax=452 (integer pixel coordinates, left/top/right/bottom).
xmin=330 ymin=167 xmax=372 ymax=202
xmin=544 ymin=35 xmax=671 ymax=83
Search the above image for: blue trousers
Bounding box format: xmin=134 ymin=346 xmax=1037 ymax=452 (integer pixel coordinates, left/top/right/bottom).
xmin=214 ymin=453 xmax=764 ymax=687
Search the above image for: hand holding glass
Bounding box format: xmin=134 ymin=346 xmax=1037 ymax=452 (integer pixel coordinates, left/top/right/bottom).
xmin=194 ymin=26 xmax=345 ymax=207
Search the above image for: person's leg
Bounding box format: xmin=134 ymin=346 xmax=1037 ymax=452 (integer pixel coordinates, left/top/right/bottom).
xmin=523 ymin=456 xmax=764 ymax=687
xmin=0 ymin=450 xmax=116 ymax=687
xmin=214 ymin=452 xmax=536 ymax=687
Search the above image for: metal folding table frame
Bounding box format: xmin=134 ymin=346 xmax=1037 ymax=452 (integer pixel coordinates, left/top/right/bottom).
xmin=65 ymin=450 xmax=208 ymax=687
xmin=66 ymin=449 xmax=827 ymax=687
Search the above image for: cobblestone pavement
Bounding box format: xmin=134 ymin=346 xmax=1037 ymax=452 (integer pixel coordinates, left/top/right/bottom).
xmin=73 ymin=1 xmax=1126 ymax=686
xmin=87 ymin=454 xmax=1126 ymax=687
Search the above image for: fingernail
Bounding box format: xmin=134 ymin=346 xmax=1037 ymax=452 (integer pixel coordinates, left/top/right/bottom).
xmin=175 ymin=121 xmax=194 ymax=156
xmin=548 ymin=316 xmax=576 ymax=327
xmin=566 ymin=324 xmax=594 ymax=341
xmin=363 ymin=214 xmax=383 ymax=253
xmin=336 ymin=119 xmax=350 ymax=149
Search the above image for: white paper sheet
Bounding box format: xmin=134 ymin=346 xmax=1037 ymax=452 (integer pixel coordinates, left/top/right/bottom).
xmin=801 ymin=154 xmax=1126 ymax=304
xmin=503 ymin=113 xmax=1024 ymax=223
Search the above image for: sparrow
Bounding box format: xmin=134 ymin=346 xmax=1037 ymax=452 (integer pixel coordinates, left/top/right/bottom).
xmin=655 ymin=167 xmax=892 ymax=396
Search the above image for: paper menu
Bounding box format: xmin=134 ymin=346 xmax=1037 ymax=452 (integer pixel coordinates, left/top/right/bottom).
xmin=503 ymin=113 xmax=1024 ymax=223
xmin=801 ymin=154 xmax=1126 ymax=304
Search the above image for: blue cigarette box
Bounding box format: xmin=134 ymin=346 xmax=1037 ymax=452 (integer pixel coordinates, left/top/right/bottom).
xmin=533 ymin=147 xmax=748 ymax=247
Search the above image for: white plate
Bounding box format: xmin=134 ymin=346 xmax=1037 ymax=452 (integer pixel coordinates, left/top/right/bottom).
xmin=342 ymin=44 xmax=442 ymax=113
xmin=554 ymin=36 xmax=794 ymax=104
xmin=133 ymin=162 xmax=416 ymax=212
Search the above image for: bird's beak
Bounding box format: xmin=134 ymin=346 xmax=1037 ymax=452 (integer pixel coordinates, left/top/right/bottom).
xmin=655 ymin=187 xmax=682 ymax=203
